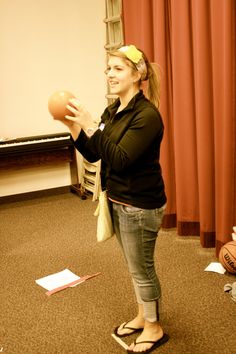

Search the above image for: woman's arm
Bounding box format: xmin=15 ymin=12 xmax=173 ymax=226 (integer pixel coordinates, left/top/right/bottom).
xmin=86 ymin=108 xmax=163 ymax=172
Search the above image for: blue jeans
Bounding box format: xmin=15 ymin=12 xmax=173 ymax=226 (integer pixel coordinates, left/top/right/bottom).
xmin=112 ymin=202 xmax=165 ymax=320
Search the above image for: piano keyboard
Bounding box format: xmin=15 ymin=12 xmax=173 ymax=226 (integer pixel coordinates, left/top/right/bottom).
xmin=0 ymin=131 xmax=85 ymax=199
xmin=0 ymin=132 xmax=72 ymax=155
xmin=0 ymin=135 xmax=70 ymax=148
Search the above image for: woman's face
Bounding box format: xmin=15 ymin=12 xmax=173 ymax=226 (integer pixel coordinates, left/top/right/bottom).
xmin=105 ymin=56 xmax=140 ymax=97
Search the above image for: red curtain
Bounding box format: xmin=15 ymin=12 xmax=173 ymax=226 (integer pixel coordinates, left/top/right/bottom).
xmin=122 ymin=0 xmax=236 ymax=255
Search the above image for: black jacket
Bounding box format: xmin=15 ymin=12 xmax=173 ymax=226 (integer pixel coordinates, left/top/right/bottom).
xmin=73 ymin=91 xmax=166 ymax=209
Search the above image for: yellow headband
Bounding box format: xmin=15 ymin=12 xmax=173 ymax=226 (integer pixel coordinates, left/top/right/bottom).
xmin=118 ymin=45 xmax=143 ymax=63
xmin=118 ymin=45 xmax=147 ymax=81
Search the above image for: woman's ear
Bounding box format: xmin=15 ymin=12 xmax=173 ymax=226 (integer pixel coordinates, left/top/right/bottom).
xmin=133 ymin=71 xmax=142 ymax=83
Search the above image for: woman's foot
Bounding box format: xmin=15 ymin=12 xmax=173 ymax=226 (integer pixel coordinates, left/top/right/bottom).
xmin=128 ymin=322 xmax=164 ymax=352
xmin=114 ymin=317 xmax=145 ymax=337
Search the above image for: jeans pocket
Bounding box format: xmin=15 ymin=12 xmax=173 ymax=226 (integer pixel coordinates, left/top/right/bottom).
xmin=155 ymin=203 xmax=167 ymax=215
xmin=122 ymin=205 xmax=142 ymax=214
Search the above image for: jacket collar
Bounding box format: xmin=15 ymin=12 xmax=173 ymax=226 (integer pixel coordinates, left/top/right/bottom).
xmin=107 ymin=90 xmax=144 ymax=117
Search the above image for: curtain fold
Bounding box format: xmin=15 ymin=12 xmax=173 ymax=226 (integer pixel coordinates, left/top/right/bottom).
xmin=210 ymin=0 xmax=236 ymax=252
xmin=122 ymin=0 xmax=236 ymax=255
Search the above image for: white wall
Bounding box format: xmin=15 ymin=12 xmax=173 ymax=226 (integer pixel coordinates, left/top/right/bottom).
xmin=0 ymin=0 xmax=106 ymax=196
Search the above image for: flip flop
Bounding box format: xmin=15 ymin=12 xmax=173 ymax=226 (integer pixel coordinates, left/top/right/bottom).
xmin=126 ymin=333 xmax=169 ymax=354
xmin=114 ymin=321 xmax=143 ymax=338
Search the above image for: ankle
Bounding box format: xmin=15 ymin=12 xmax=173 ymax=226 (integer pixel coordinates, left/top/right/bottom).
xmin=132 ymin=315 xmax=145 ymax=327
xmin=144 ymin=320 xmax=163 ymax=333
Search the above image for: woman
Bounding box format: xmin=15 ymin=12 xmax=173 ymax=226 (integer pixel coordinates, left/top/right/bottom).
xmin=60 ymin=44 xmax=169 ymax=353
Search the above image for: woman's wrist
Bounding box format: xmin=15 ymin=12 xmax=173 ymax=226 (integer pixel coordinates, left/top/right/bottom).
xmin=84 ymin=122 xmax=98 ymax=137
xmin=70 ymin=126 xmax=82 ymax=141
xmin=85 ymin=127 xmax=98 ymax=137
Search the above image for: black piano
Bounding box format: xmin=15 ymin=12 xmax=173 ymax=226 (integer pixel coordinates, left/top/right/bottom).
xmin=0 ymin=132 xmax=85 ymax=199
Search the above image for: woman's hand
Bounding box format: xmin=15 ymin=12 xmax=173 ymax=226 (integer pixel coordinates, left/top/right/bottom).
xmin=65 ymin=99 xmax=95 ymax=131
xmin=56 ymin=98 xmax=96 ymax=141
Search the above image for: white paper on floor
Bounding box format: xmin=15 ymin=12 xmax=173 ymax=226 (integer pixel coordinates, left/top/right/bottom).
xmin=111 ymin=334 xmax=129 ymax=350
xmin=35 ymin=269 xmax=80 ymax=291
xmin=204 ymin=262 xmax=226 ymax=274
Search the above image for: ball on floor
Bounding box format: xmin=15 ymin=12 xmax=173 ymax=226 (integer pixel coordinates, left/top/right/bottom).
xmin=219 ymin=241 xmax=236 ymax=274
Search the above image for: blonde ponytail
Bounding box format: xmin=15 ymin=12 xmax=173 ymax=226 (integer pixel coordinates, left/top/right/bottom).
xmin=145 ymin=62 xmax=161 ymax=109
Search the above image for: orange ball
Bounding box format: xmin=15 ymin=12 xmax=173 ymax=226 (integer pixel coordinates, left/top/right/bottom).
xmin=219 ymin=241 xmax=236 ymax=274
xmin=48 ymin=90 xmax=75 ymax=120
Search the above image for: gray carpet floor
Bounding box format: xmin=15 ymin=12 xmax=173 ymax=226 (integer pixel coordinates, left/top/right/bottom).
xmin=0 ymin=193 xmax=235 ymax=354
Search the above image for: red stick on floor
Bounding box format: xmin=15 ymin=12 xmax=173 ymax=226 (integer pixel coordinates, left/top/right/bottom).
xmin=45 ymin=272 xmax=102 ymax=296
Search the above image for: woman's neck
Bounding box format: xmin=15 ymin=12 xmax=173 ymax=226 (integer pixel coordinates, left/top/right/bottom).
xmin=118 ymin=88 xmax=140 ymax=112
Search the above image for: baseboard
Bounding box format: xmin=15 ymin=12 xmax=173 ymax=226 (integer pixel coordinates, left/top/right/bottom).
xmin=0 ymin=186 xmax=71 ymax=204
